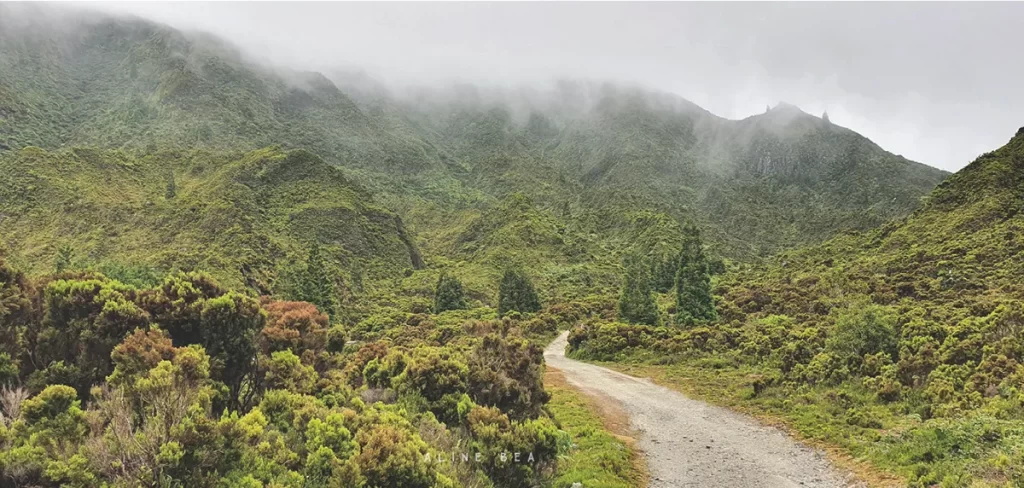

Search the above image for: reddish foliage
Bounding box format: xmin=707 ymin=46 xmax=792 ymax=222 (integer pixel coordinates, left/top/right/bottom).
xmin=259 ymin=299 xmax=329 ymax=357
xmin=109 ymin=328 xmax=176 ymax=384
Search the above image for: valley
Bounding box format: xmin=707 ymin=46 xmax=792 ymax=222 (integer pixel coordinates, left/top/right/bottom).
xmin=1 ymin=4 xmax=1021 ymax=488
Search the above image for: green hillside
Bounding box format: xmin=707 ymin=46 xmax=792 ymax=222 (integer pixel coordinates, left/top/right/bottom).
xmin=570 ymin=128 xmax=1024 ymax=486
xmin=0 ymin=146 xmax=422 ymax=293
xmin=381 ymin=84 xmax=950 ymax=259
xmin=1 ymin=5 xmax=949 ymax=275
xmin=0 ymin=4 xmax=437 ymax=174
xmin=0 ymin=6 xmax=999 ymax=487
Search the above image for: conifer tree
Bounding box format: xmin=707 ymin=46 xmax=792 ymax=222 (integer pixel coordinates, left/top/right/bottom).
xmin=433 ymin=273 xmax=467 ymax=313
xmin=619 ymin=254 xmax=659 ymax=325
xmin=165 ymin=171 xmax=177 ymax=199
xmin=497 ymin=268 xmax=541 ymax=316
xmin=675 ymin=224 xmax=717 ymax=327
xmin=54 ymin=245 xmax=74 ymax=274
xmin=297 ymin=242 xmax=337 ymax=318
xmin=650 ymin=254 xmax=677 ymax=293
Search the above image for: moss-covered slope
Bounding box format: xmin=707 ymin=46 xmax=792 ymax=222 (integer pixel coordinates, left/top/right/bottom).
xmin=0 ymin=146 xmax=422 ymax=291
xmin=1 ymin=6 xmax=951 ymax=267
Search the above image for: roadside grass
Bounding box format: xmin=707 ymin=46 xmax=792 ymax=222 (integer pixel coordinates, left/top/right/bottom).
xmin=545 ymin=368 xmax=648 ymax=488
xmin=599 ymin=361 xmax=1024 ymax=488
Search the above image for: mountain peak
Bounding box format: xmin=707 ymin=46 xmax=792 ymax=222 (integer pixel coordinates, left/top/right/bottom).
xmin=770 ymin=102 xmax=804 ymax=113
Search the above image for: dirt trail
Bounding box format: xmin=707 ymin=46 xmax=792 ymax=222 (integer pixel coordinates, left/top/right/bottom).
xmin=545 ymin=331 xmax=853 ymax=488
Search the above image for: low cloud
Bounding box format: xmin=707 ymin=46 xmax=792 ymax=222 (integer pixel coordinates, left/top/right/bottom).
xmin=89 ymin=2 xmax=1024 ymax=171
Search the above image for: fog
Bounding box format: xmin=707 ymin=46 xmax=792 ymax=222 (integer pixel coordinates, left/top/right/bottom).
xmin=83 ymin=2 xmax=1024 ymax=172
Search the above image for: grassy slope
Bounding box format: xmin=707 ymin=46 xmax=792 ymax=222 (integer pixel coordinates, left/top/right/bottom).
xmin=571 ymin=129 xmax=1024 ymax=487
xmin=1 ymin=5 xmax=950 ymax=277
xmin=0 ymin=146 xmax=421 ymax=293
xmin=393 ymin=87 xmax=950 ymax=260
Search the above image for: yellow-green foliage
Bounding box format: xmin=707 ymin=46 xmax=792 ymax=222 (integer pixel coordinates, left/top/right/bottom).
xmin=0 ymin=146 xmax=422 ymax=292
xmin=0 ymin=261 xmax=607 ymax=488
xmin=570 ymin=131 xmax=1024 ymax=486
xmin=5 ymin=8 xmax=1004 ymax=487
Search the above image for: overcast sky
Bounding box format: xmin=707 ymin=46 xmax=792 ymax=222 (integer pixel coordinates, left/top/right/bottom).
xmin=90 ymin=2 xmax=1023 ymax=172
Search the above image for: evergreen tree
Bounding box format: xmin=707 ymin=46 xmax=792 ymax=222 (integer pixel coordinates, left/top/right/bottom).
xmin=497 ymin=268 xmax=541 ymax=316
xmin=433 ymin=273 xmax=467 ymax=313
xmin=297 ymin=243 xmax=337 ymax=318
xmin=54 ymin=245 xmax=74 ymax=273
xmin=675 ymin=225 xmax=717 ymax=327
xmin=619 ymin=254 xmax=659 ymax=325
xmin=165 ymin=171 xmax=177 ymax=199
xmin=650 ymin=254 xmax=677 ymax=293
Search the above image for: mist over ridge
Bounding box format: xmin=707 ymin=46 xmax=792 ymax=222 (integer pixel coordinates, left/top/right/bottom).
xmin=3 ymin=5 xmax=1024 ymax=487
xmin=54 ymin=1 xmax=1024 ymax=172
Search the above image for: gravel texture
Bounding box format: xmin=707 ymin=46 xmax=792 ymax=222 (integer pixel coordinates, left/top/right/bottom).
xmin=545 ymin=331 xmax=855 ymax=488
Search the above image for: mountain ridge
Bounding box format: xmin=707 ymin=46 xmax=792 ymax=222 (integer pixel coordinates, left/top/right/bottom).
xmin=0 ymin=5 xmax=950 ymax=289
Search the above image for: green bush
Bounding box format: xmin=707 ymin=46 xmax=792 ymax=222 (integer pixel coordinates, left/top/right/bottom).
xmin=825 ymin=304 xmax=898 ymax=367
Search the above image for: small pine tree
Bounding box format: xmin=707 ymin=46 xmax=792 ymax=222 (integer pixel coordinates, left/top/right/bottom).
xmin=619 ymin=254 xmax=659 ymax=326
xmin=675 ymin=225 xmax=717 ymax=327
xmin=497 ymin=268 xmax=541 ymax=316
xmin=54 ymin=245 xmax=74 ymax=274
xmin=296 ymin=243 xmax=337 ymax=318
xmin=165 ymin=171 xmax=177 ymax=199
xmin=822 ymin=111 xmax=830 ymax=124
xmin=433 ymin=273 xmax=467 ymax=313
xmin=650 ymin=254 xmax=676 ymax=293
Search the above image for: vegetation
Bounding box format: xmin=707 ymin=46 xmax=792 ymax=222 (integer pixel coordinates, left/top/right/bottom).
xmin=2 ymin=5 xmax=1018 ymax=487
xmin=674 ymin=225 xmax=717 ymax=327
xmin=433 ymin=274 xmax=467 ymax=314
xmin=570 ymin=131 xmax=1024 ymax=486
xmin=617 ymin=254 xmax=659 ymax=326
xmin=0 ymin=146 xmax=422 ymax=296
xmin=497 ymin=269 xmax=542 ymax=317
xmin=544 ymin=371 xmax=645 ymax=488
xmin=296 ymin=243 xmax=340 ymax=319
xmin=0 ymin=259 xmax=605 ymax=487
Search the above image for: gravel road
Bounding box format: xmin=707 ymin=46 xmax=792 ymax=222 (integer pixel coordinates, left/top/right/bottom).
xmin=545 ymin=331 xmax=853 ymax=488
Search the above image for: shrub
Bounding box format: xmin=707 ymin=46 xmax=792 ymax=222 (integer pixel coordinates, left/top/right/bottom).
xmin=466 ymin=406 xmax=561 ymax=488
xmin=355 ymin=424 xmax=436 ymax=488
xmin=825 ymin=304 xmax=898 ymax=368
xmin=467 ymin=334 xmax=549 ymax=420
xmin=259 ymin=299 xmax=329 ymax=360
xmin=265 ymin=350 xmax=318 ymax=395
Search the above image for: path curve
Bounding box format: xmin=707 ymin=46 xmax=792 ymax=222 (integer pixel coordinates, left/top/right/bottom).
xmin=545 ymin=331 xmax=853 ymax=488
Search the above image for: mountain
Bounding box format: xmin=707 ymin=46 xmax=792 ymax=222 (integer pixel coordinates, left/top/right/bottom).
xmin=1 ymin=5 xmax=1014 ymax=486
xmin=0 ymin=4 xmax=438 ymax=174
xmin=0 ymin=146 xmax=423 ymax=293
xmin=0 ymin=5 xmax=949 ymax=297
xmin=371 ymin=82 xmax=949 ymax=259
xmin=731 ymin=126 xmax=1024 ymax=317
xmin=571 ymin=128 xmax=1024 ymax=485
